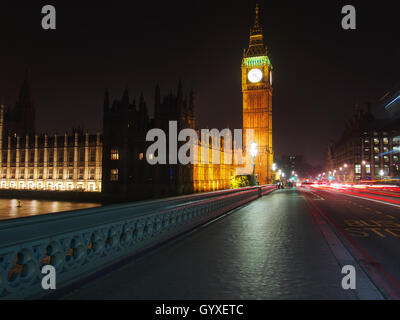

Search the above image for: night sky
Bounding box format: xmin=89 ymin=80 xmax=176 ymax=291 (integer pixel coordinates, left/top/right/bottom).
xmin=0 ymin=0 xmax=399 ymax=166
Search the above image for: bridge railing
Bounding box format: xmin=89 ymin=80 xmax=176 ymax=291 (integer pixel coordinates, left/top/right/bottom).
xmin=0 ymin=184 xmax=275 ymax=299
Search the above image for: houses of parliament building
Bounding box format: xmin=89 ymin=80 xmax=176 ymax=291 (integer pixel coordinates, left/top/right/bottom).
xmin=0 ymin=4 xmax=273 ymax=201
xmin=0 ymin=74 xmax=236 ymax=201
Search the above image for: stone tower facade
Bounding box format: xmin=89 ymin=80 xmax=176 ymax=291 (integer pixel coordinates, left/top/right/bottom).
xmin=241 ymin=4 xmax=273 ymax=184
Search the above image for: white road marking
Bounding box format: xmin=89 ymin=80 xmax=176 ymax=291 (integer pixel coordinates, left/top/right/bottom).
xmin=318 ymin=189 xmax=400 ymax=209
xmin=306 ymin=190 xmax=325 ymax=201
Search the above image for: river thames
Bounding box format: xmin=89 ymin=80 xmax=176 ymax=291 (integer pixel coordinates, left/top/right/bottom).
xmin=0 ymin=198 xmax=101 ymax=220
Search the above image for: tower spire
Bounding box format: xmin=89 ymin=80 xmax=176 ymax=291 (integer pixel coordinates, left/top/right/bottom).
xmin=250 ymin=3 xmax=262 ymax=37
xmin=245 ymin=3 xmax=267 ymax=57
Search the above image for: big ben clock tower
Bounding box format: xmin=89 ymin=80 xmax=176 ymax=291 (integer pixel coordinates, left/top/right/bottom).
xmin=242 ymin=3 xmax=273 ymax=185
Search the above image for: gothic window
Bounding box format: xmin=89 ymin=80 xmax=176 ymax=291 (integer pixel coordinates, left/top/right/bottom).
xmin=89 ymin=168 xmax=95 ymax=180
xmin=20 ymin=151 xmax=25 ymax=163
xmin=48 ymin=150 xmax=54 ymax=162
xmin=90 ymin=149 xmax=96 ymax=162
xmin=110 ymin=169 xmax=119 ymax=181
xmin=79 ymin=168 xmax=84 ymax=180
xmin=79 ymin=149 xmax=85 ymax=162
xmin=68 ymin=169 xmax=73 ymax=179
xmin=111 ymin=149 xmax=119 ymax=160
xmin=68 ymin=150 xmax=74 ymax=163
xmin=29 ymin=150 xmax=35 ymax=163
xmin=39 ymin=150 xmax=44 ymax=163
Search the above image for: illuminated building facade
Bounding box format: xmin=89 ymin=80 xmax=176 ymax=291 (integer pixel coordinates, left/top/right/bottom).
xmin=242 ymin=4 xmax=273 ymax=185
xmin=103 ymin=82 xmax=236 ymax=200
xmin=0 ymin=75 xmax=102 ymax=192
xmin=193 ymin=134 xmax=236 ymax=193
xmin=327 ymin=104 xmax=400 ymax=182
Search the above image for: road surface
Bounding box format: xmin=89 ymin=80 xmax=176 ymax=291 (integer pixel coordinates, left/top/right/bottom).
xmin=63 ymin=187 xmax=383 ymax=300
xmin=303 ymin=184 xmax=400 ymax=299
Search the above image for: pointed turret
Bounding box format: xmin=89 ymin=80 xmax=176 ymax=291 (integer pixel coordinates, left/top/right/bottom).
xmin=250 ymin=3 xmax=262 ymax=37
xmin=177 ymin=80 xmax=183 ymax=102
xmin=122 ymin=87 xmax=129 ymax=107
xmin=189 ymin=88 xmax=195 ymax=112
xmin=139 ymin=93 xmax=149 ymax=129
xmin=9 ymin=69 xmax=36 ymax=136
xmin=245 ymin=3 xmax=267 ymax=58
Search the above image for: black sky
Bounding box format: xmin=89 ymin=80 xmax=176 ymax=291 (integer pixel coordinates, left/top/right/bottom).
xmin=0 ymin=0 xmax=399 ymax=166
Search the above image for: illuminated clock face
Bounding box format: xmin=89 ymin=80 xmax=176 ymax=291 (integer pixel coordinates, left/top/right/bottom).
xmin=248 ymin=68 xmax=263 ymax=83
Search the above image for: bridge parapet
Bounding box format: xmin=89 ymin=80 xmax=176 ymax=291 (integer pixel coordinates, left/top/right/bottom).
xmin=0 ymin=185 xmax=275 ymax=299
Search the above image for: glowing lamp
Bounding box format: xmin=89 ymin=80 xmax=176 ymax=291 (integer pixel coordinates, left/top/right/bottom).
xmin=250 ymin=142 xmax=258 ymax=158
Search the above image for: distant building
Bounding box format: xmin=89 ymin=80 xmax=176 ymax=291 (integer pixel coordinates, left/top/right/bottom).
xmin=327 ymin=103 xmax=400 ymax=182
xmin=277 ymin=155 xmax=303 ymax=176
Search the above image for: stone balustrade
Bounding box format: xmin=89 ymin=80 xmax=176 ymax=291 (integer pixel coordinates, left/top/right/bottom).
xmin=0 ymin=185 xmax=275 ymax=299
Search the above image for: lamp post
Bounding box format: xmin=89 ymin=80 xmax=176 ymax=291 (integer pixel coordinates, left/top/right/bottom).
xmin=250 ymin=142 xmax=258 ymax=186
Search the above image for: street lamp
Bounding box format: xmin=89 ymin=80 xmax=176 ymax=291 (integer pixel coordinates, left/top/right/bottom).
xmin=250 ymin=142 xmax=258 ymax=185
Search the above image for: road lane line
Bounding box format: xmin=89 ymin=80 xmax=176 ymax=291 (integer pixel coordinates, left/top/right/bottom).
xmin=315 ymin=188 xmax=400 ymax=209
xmin=302 ymin=192 xmax=385 ymax=300
xmin=302 ymin=190 xmax=400 ymax=300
